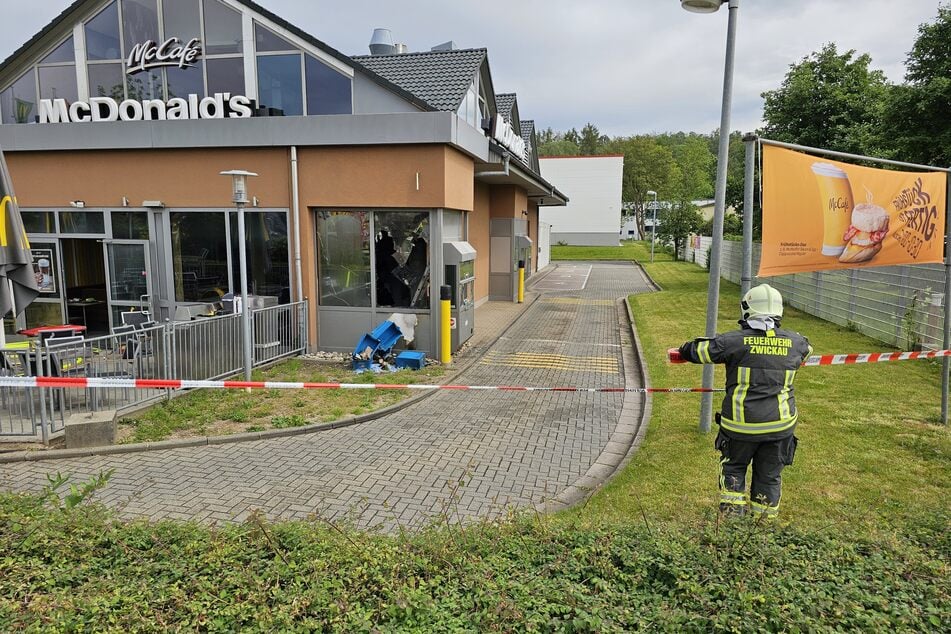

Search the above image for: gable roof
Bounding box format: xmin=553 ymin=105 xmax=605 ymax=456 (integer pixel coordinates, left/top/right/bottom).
xmin=0 ymin=0 xmax=434 ymax=112
xmin=495 ymin=93 xmax=516 ymax=121
xmin=519 ymin=119 xmax=535 ymax=150
xmin=354 ymin=48 xmax=487 ymax=112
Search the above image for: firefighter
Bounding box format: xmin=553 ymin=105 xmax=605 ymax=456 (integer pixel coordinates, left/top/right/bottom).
xmin=678 ymin=284 xmax=812 ymax=518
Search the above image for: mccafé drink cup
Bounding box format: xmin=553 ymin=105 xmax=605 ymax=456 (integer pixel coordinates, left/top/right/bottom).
xmin=811 ymin=162 xmax=854 ymax=257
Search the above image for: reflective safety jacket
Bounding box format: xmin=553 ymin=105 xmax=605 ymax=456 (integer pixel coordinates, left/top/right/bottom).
xmin=679 ymin=324 xmax=812 ymax=442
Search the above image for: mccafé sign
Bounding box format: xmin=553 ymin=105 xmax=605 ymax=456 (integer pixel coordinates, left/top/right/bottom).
xmin=39 ymin=92 xmax=254 ymax=123
xmin=127 ymin=37 xmax=202 ymax=75
xmin=491 ymin=115 xmax=527 ymax=162
xmin=37 ymin=34 xmax=256 ymax=123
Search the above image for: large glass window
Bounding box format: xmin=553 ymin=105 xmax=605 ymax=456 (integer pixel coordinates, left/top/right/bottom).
xmin=88 ymin=63 xmax=125 ymax=99
xmin=257 ymin=54 xmax=302 ymax=116
xmin=112 ymin=212 xmax=149 ymax=239
xmin=203 ymin=0 xmax=243 ymax=55
xmin=317 ymin=211 xmax=370 ymax=307
xmin=305 ymin=55 xmax=352 ymax=115
xmin=170 ymin=212 xmax=229 ymax=302
xmin=374 ymin=211 xmax=430 ymax=309
xmin=122 ymin=0 xmax=160 ymax=53
xmin=21 ymin=212 xmax=55 ymax=234
xmin=206 ymin=57 xmax=244 ymax=95
xmin=60 ymin=212 xmax=105 ymax=234
xmin=229 ymin=212 xmax=290 ymax=302
xmin=85 ymin=2 xmax=121 ymax=61
xmin=162 ymin=0 xmax=201 ymax=42
xmin=41 ymin=37 xmax=75 ymax=64
xmin=0 ymin=69 xmax=36 ymax=124
xmin=38 ymin=66 xmax=78 ymax=103
xmin=126 ymin=68 xmax=164 ymax=101
xmin=255 ymin=23 xmax=295 ymax=53
xmin=167 ymin=62 xmax=204 ymax=99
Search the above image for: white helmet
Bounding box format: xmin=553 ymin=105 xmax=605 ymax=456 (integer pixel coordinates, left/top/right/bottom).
xmin=741 ymin=284 xmax=783 ymax=320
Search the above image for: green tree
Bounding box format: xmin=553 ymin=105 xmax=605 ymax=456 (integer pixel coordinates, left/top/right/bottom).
xmin=656 ymin=203 xmax=704 ymax=260
xmin=602 ymin=136 xmax=679 ymax=239
xmin=671 ymin=135 xmax=714 ymax=202
xmin=881 ymin=4 xmax=951 ymax=166
xmin=537 ymin=137 xmax=581 ymax=156
xmin=761 ymin=43 xmax=890 ymax=156
xmin=579 ymin=122 xmax=609 ymax=155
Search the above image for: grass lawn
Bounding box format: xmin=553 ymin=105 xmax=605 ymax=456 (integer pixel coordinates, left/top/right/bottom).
xmin=551 ymin=240 xmax=674 ymax=261
xmin=118 ymin=358 xmax=444 ymax=443
xmin=570 ymin=242 xmax=951 ymax=534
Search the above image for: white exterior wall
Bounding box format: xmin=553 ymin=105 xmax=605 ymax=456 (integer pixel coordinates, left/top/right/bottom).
xmin=537 ymin=222 xmax=551 ymax=270
xmin=539 ymin=156 xmax=624 ymax=246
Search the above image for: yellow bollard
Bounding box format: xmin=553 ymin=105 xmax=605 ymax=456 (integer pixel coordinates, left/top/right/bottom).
xmin=440 ymin=284 xmax=452 ymax=366
xmin=517 ymin=259 xmax=525 ymax=303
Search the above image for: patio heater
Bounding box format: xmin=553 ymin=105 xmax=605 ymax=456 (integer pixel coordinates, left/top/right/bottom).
xmin=220 ymin=170 xmax=258 ymax=382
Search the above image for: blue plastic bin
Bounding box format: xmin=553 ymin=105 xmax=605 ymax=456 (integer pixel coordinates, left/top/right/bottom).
xmin=352 ymin=320 xmax=405 ymax=370
xmin=395 ymin=351 xmax=426 ymax=370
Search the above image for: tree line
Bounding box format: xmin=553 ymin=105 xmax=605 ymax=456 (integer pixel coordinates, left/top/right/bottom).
xmin=538 ymin=4 xmax=951 ymax=257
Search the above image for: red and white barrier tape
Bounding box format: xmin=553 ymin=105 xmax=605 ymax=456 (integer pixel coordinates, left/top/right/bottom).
xmin=802 ymin=349 xmax=951 ymax=366
xmin=0 ymin=376 xmax=724 ymax=393
xmin=669 ymin=347 xmax=951 ymax=367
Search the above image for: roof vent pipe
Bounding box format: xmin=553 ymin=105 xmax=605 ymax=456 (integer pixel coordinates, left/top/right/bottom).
xmin=369 ymin=28 xmax=397 ymax=55
xmin=395 ymin=43 xmax=408 ymax=54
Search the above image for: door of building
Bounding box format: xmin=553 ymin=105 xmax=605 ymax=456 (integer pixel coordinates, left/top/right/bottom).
xmin=104 ymin=240 xmax=153 ymax=330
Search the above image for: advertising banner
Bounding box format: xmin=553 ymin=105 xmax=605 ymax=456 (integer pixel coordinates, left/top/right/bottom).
xmin=760 ymin=145 xmax=947 ymax=277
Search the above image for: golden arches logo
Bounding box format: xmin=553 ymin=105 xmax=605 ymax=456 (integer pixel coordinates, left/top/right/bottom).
xmin=0 ymin=195 xmax=29 ymax=249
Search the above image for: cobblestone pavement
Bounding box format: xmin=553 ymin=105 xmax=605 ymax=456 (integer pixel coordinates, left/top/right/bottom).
xmin=0 ymin=263 xmax=654 ymax=530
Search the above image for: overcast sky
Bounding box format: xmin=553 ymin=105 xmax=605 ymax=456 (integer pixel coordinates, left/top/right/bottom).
xmin=0 ymin=0 xmax=943 ymax=136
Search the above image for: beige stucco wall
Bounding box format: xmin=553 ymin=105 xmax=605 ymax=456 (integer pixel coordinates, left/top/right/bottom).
xmin=6 ymin=148 xmax=293 ymax=208
xmin=470 ymin=181 xmax=491 ymax=302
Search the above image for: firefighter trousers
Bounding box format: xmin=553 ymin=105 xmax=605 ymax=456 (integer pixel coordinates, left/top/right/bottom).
xmin=715 ymin=432 xmax=797 ymax=517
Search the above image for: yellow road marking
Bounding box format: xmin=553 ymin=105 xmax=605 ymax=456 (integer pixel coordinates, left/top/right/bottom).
xmin=541 ymin=298 xmax=614 ymax=305
xmin=480 ymin=352 xmax=619 ymax=374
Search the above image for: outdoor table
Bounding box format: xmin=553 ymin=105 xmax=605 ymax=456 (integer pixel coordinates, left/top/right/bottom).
xmin=18 ymin=325 xmax=87 ymax=345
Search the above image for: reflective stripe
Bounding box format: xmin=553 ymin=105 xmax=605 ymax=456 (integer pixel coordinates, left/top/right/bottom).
xmin=720 ymin=491 xmax=746 ymax=505
xmin=719 ymin=413 xmax=798 ymax=435
xmin=732 ymin=367 xmax=751 ymax=423
xmin=750 ymin=501 xmax=779 ymax=516
xmin=777 ymin=369 xmax=795 ymax=419
xmin=697 ymin=340 xmax=712 ymax=364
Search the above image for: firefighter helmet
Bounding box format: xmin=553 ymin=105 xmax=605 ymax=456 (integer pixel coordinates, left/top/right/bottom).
xmin=741 ymin=284 xmax=783 ymax=320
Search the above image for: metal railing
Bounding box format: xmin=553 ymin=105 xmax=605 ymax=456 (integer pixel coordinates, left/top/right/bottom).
xmin=0 ymin=301 xmax=309 ymax=441
xmin=680 ymin=237 xmax=944 ymax=350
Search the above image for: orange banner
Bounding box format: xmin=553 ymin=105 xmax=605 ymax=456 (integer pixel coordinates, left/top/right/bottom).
xmin=760 ymin=145 xmax=947 ymax=277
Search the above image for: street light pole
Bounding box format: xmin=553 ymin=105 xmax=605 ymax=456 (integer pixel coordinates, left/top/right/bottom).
xmin=682 ymin=0 xmax=740 ymax=433
xmin=647 ymin=190 xmax=658 ymax=263
xmin=221 ymin=170 xmax=258 ymax=383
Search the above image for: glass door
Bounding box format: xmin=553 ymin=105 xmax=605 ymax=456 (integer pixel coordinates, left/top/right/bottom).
xmin=21 ymin=239 xmax=65 ymax=331
xmin=104 ymin=240 xmax=153 ymax=331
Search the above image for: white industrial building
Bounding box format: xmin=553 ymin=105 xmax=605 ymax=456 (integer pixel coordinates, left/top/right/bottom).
xmin=539 ymin=155 xmax=624 ymax=246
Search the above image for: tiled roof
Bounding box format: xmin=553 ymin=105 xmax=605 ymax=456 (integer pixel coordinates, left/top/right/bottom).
xmin=354 ymin=49 xmax=486 ymax=112
xmin=519 ymin=119 xmax=535 ymax=149
xmin=495 ymin=93 xmax=516 ymax=121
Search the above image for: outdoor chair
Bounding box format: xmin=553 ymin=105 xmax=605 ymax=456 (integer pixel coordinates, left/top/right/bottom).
xmin=45 ymin=336 xmax=92 ymax=411
xmin=87 ymin=330 xmax=142 ymax=409
xmin=0 ymin=349 xmax=37 ymax=420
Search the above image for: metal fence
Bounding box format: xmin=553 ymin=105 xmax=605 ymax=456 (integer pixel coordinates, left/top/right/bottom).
xmin=0 ymin=301 xmax=308 ymax=441
xmin=680 ymin=237 xmax=945 ymax=350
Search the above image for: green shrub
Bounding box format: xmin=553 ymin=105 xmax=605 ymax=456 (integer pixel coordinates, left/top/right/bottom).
xmin=0 ymin=492 xmax=946 ymax=632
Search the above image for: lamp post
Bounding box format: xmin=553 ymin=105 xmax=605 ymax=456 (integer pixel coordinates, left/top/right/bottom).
xmin=220 ymin=169 xmax=258 ymax=382
xmin=682 ymin=0 xmax=739 ymax=433
xmin=647 ymin=190 xmax=658 ymax=263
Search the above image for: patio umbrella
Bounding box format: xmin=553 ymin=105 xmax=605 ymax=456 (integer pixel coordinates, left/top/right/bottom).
xmin=0 ymin=142 xmax=39 ymax=347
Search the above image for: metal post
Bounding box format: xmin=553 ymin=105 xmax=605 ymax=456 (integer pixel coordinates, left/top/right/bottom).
xmin=237 ymin=201 xmax=253 ymax=382
xmin=650 ymin=191 xmax=658 ymax=263
xmin=741 ymin=133 xmax=757 ymax=295
xmin=942 ymin=171 xmax=951 ymax=425
xmin=699 ymin=0 xmax=739 ymax=434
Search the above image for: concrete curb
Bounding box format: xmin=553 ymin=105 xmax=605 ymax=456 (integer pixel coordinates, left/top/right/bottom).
xmin=533 ymin=262 xmax=656 ymax=513
xmin=0 ymin=294 xmax=544 ymax=465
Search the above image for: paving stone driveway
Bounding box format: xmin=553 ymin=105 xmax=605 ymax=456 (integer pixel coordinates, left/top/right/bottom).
xmin=0 ymin=263 xmax=654 ymax=530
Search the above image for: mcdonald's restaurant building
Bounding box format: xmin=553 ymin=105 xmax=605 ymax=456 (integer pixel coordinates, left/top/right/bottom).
xmin=0 ymin=0 xmax=567 ymax=355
